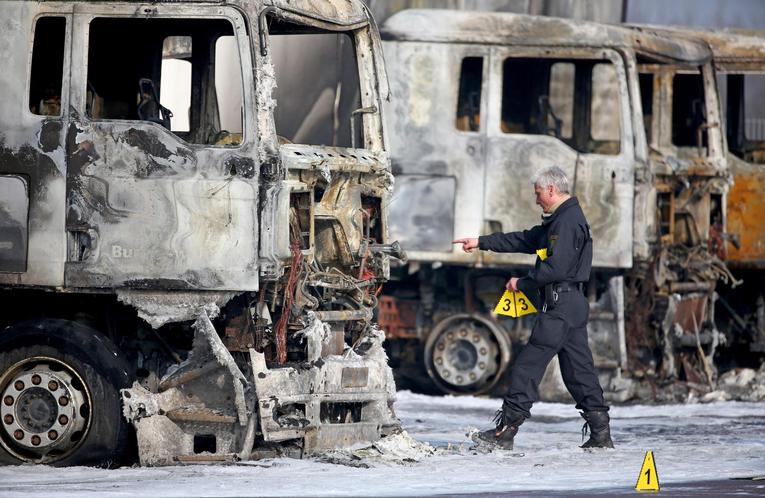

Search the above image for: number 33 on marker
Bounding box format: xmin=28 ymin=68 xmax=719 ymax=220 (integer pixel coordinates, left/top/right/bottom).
xmin=494 ymin=290 xmax=537 ymax=317
xmin=494 ymin=248 xmax=545 ymax=318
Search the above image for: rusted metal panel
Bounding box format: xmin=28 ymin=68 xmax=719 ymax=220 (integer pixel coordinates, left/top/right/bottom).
xmin=378 ymin=296 xmax=418 ymax=339
xmin=726 ymin=156 xmax=765 ymax=266
xmin=674 ymin=294 xmax=708 ymax=334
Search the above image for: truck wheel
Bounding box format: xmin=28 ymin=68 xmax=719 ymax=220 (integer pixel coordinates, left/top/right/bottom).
xmin=423 ymin=314 xmax=511 ymax=395
xmin=0 ymin=319 xmax=131 ymax=467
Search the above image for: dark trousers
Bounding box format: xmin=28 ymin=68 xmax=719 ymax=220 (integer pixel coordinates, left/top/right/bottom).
xmin=504 ymin=290 xmax=608 ymax=418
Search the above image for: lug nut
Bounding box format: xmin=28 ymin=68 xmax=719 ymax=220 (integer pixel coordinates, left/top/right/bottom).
xmin=443 ymin=371 xmax=450 ymax=378
xmin=479 ymin=362 xmax=486 ymax=370
xmin=48 ymin=380 xmax=59 ymax=392
xmin=58 ymin=396 xmax=68 ymax=406
xmin=460 ymin=330 xmax=468 ymax=337
xmin=3 ymin=396 xmax=13 ymax=406
xmin=3 ymin=414 xmax=13 ymax=425
xmin=31 ymin=374 xmax=41 ymax=385
xmin=435 ymin=357 xmax=443 ymax=365
xmin=13 ymin=430 xmax=23 ymax=440
xmin=470 ymin=373 xmax=477 ymax=380
xmin=48 ymin=430 xmax=58 ymax=440
xmin=479 ymin=348 xmax=487 ymax=355
xmin=58 ymin=415 xmax=69 ymax=426
xmin=14 ymin=380 xmax=24 ymax=391
xmin=31 ymin=435 xmax=41 ymax=446
xmin=456 ymin=376 xmax=464 ymax=383
xmin=473 ymin=335 xmax=480 ymax=343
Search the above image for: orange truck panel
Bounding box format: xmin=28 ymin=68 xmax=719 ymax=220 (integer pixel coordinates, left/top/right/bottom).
xmin=727 ymin=172 xmax=765 ymax=266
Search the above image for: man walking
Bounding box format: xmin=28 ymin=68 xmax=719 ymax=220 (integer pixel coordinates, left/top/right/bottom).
xmin=453 ymin=165 xmax=613 ymax=450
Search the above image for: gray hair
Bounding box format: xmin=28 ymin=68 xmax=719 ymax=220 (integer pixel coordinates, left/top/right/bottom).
xmin=532 ymin=166 xmax=570 ymax=194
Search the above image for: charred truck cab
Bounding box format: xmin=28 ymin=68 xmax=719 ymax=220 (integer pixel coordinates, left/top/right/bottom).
xmin=626 ymin=25 xmax=734 ymax=386
xmin=0 ymin=0 xmax=399 ymax=466
xmin=379 ymin=10 xmax=731 ymax=397
xmin=658 ymin=28 xmax=765 ymax=365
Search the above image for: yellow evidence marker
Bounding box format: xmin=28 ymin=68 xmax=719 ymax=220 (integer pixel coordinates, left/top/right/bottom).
xmin=494 ymin=289 xmax=537 ymax=317
xmin=493 ymin=248 xmax=547 ymax=318
xmin=635 ymin=450 xmax=660 ymax=492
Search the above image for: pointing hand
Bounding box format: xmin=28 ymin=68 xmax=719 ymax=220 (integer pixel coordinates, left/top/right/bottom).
xmin=452 ymin=238 xmax=479 ymax=253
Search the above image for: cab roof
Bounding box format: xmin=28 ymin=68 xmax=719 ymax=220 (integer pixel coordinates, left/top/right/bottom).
xmin=382 ymin=9 xmax=711 ymax=64
xmin=6 ymin=0 xmax=371 ymax=28
xmin=642 ymin=27 xmax=765 ymax=69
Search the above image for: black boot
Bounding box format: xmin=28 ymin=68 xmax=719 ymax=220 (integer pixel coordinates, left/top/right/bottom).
xmin=472 ymin=405 xmax=526 ymax=450
xmin=580 ymin=410 xmax=614 ymax=449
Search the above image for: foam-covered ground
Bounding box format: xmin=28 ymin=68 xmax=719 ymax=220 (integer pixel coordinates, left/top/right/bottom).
xmin=1 ymin=391 xmax=763 ymax=497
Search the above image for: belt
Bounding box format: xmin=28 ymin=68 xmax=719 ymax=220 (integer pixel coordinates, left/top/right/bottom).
xmin=551 ymin=282 xmax=584 ymax=293
xmin=542 ymin=282 xmax=584 ymax=313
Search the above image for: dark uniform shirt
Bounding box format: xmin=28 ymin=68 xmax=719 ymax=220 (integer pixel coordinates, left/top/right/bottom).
xmin=477 ymin=196 xmax=592 ymax=298
xmin=476 ymin=196 xmax=607 ymax=418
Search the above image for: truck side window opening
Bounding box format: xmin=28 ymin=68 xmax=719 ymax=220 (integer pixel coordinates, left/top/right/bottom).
xmin=500 ymin=58 xmax=620 ymax=155
xmin=671 ymin=72 xmax=707 ymax=149
xmin=267 ymin=18 xmax=362 ymax=148
xmin=548 ymin=62 xmax=574 ymax=139
xmin=214 ymin=36 xmax=244 ymax=141
xmin=455 ymin=57 xmax=483 ymax=132
xmin=159 ymin=37 xmax=192 ymax=133
xmin=29 ymin=17 xmax=66 ymax=116
xmin=718 ymin=73 xmax=765 ymax=164
xmin=590 ymin=63 xmax=621 ymax=154
xmin=86 ymin=18 xmax=244 ymax=146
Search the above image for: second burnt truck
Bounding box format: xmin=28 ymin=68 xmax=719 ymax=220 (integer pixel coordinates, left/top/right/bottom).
xmin=379 ymin=10 xmax=734 ymax=397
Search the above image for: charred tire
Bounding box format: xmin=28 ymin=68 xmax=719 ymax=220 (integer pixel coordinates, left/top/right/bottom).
xmin=0 ymin=319 xmax=130 ymax=467
xmin=423 ymin=314 xmax=511 ymax=395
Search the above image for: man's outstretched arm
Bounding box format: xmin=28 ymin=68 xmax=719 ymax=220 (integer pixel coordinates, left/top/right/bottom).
xmin=477 ymin=225 xmax=544 ymax=254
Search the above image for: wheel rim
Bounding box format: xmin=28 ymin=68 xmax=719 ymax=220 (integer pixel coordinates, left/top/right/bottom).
xmin=424 ymin=314 xmax=511 ymax=395
xmin=0 ymin=357 xmax=92 ymax=463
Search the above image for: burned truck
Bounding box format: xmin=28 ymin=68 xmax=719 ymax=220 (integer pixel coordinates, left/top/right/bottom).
xmin=656 ymin=27 xmax=765 ymax=367
xmin=379 ymin=10 xmax=732 ymax=397
xmin=0 ymin=0 xmax=400 ymax=466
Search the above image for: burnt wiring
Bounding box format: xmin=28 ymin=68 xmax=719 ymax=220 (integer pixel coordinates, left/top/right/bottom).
xmin=668 ymin=244 xmax=742 ymax=287
xmin=274 ymin=240 xmax=303 ymax=364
